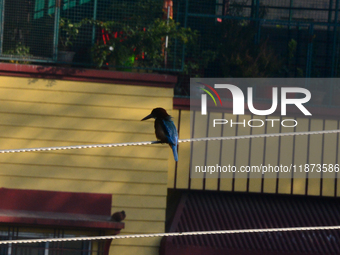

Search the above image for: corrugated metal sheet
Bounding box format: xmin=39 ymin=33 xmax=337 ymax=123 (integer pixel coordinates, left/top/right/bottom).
xmin=161 ymin=191 xmax=340 ymax=255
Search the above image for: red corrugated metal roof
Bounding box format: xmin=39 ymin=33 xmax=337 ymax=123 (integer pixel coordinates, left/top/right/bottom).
xmin=160 ymin=191 xmax=340 ymax=255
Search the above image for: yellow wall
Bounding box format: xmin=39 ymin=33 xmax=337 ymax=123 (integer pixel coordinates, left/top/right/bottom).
xmin=2 ymin=73 xmax=338 ymax=255
xmin=170 ymin=109 xmax=340 ymax=197
xmin=0 ymin=75 xmax=173 ymax=255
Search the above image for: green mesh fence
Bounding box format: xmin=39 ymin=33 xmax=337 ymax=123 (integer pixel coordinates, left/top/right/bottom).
xmin=0 ymin=0 xmax=56 ymax=62
xmin=172 ymin=0 xmax=340 ymax=106
xmin=174 ymin=0 xmax=340 ymax=78
xmin=0 ymin=0 xmax=186 ymax=71
xmin=0 ymin=0 xmax=340 ymax=81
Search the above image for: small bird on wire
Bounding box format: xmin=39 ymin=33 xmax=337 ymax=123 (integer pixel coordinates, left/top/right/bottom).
xmin=141 ymin=108 xmax=178 ymax=161
xmin=111 ymin=210 xmax=126 ymax=222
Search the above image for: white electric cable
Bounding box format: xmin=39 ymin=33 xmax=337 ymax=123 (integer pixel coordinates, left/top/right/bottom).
xmin=0 ymin=130 xmax=338 ymax=244
xmin=0 ymin=129 xmax=338 ymax=154
xmin=0 ymin=225 xmax=339 ymax=245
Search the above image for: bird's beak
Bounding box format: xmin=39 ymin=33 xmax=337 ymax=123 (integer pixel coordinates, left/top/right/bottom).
xmin=141 ymin=114 xmax=153 ymax=121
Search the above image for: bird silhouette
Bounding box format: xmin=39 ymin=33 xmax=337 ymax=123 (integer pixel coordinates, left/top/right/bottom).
xmin=111 ymin=210 xmax=126 ymax=222
xmin=141 ymin=108 xmax=178 ymax=161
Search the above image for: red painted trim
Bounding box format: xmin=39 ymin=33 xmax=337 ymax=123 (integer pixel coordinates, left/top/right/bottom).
xmin=0 ymin=188 xmax=111 ymax=216
xmin=173 ymin=97 xmax=340 ymax=119
xmin=173 ymin=98 xmax=190 ymax=110
xmin=168 ymin=192 xmax=187 ymax=232
xmin=104 ymin=239 xmax=113 ymax=255
xmin=160 ymin=192 xmax=188 ymax=255
xmin=0 ymin=63 xmax=177 ymax=88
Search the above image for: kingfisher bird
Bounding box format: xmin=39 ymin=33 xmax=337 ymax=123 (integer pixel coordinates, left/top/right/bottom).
xmin=141 ymin=108 xmax=178 ymax=161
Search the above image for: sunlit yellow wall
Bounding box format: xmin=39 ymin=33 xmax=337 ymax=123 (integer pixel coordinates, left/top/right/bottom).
xmin=0 ymin=75 xmax=173 ymax=255
xmin=170 ymin=109 xmax=340 ymax=197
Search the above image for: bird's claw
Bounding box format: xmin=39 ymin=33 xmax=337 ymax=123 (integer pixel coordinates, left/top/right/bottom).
xmin=151 ymin=141 xmax=162 ymax=144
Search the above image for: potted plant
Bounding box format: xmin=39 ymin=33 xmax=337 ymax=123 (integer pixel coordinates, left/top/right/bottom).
xmin=3 ymin=42 xmax=31 ymax=64
xmin=58 ymin=17 xmax=82 ymax=63
xmin=89 ymin=18 xmax=196 ymax=70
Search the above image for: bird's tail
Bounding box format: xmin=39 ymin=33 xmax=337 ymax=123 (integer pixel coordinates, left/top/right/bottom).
xmin=171 ymin=144 xmax=178 ymax=162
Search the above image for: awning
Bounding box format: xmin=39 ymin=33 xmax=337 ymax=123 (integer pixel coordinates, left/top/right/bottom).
xmin=161 ymin=191 xmax=340 ymax=255
xmin=0 ymin=209 xmax=122 ymax=229
xmin=0 ymin=188 xmax=124 ymax=231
